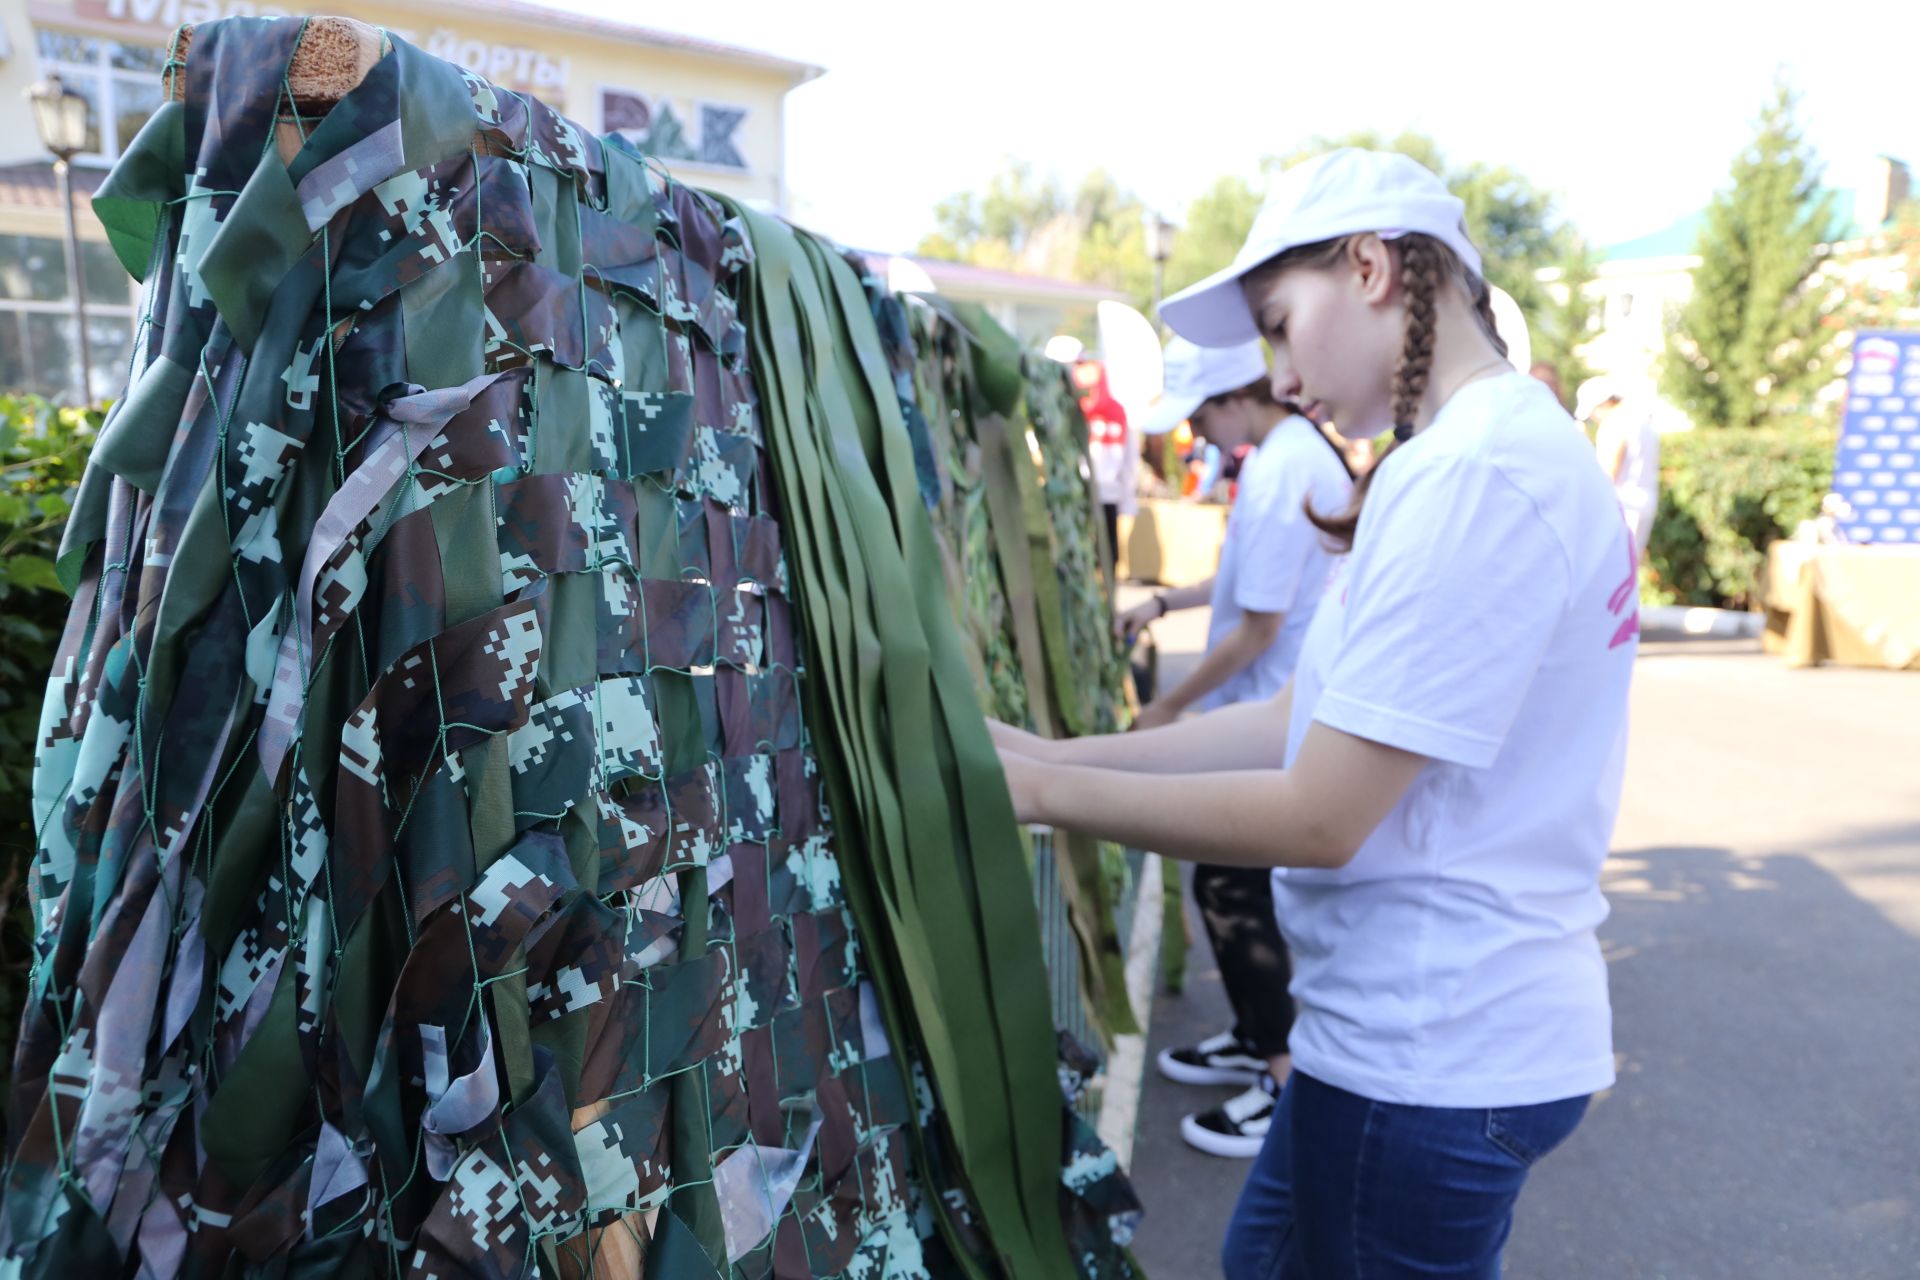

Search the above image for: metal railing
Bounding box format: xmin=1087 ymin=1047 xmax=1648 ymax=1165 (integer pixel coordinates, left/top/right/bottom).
xmin=1028 ymin=827 xmax=1153 ymax=1124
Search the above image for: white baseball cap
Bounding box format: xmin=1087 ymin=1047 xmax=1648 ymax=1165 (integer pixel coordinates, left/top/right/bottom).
xmin=1574 ymin=374 xmax=1657 ymax=421
xmin=1161 ymin=149 xmax=1484 ymax=349
xmin=1043 ymin=334 xmax=1085 ymax=363
xmin=1138 ymin=338 xmax=1271 ymax=436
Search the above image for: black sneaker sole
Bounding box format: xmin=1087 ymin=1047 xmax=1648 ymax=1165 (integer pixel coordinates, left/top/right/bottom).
xmin=1155 ymin=1048 xmax=1264 ymax=1088
xmin=1180 ymin=1113 xmax=1268 ymax=1158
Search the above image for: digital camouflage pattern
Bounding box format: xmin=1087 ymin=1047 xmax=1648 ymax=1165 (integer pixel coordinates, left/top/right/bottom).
xmin=4 ymin=17 xmax=1136 ymax=1279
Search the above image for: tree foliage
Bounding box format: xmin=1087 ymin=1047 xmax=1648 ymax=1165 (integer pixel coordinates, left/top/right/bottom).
xmin=0 ymin=393 xmax=97 ymax=1110
xmin=1662 ymin=81 xmax=1842 ymax=429
xmin=918 ymin=135 xmax=1592 ymax=384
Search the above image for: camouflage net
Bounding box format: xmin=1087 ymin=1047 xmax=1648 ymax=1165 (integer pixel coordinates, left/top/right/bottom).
xmin=3 ymin=17 xmax=1137 ymax=1279
xmin=853 ymin=288 xmax=1138 ymax=1041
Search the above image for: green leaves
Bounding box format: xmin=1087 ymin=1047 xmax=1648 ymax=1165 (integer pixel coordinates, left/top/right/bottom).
xmin=1644 ymin=426 xmax=1835 ymax=608
xmin=1162 ymin=175 xmax=1262 ymax=299
xmin=0 ymin=555 xmax=61 ymax=594
xmin=1662 ymin=80 xmax=1843 ymax=430
xmin=0 ymin=391 xmax=97 ymax=1122
xmin=0 ymin=396 xmax=96 ymax=796
xmin=917 ymin=132 xmax=1592 ymax=377
xmin=1278 ymin=130 xmax=1569 ymax=303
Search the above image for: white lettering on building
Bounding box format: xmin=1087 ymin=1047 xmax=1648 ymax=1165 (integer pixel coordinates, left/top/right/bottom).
xmin=92 ymin=2 xmax=571 ymax=99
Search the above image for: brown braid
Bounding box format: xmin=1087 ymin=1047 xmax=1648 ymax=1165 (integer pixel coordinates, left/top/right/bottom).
xmin=1469 ymin=273 xmax=1511 ymax=361
xmin=1389 ymin=235 xmax=1443 ymax=441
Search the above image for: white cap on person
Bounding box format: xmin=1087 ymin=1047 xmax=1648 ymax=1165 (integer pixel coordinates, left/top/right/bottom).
xmin=1574 ymin=376 xmax=1621 ymax=422
xmin=1574 ymin=374 xmax=1657 ymax=422
xmin=1138 ymin=338 xmax=1271 ymax=436
xmin=1160 ymin=149 xmax=1483 ymax=349
xmin=1043 ymin=334 xmax=1086 ymax=363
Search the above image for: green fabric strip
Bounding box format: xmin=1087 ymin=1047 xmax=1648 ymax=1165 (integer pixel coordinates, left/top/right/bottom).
xmin=813 ymin=250 xmax=1076 ymax=1267
xmin=728 ymin=202 xmax=1080 ymax=1276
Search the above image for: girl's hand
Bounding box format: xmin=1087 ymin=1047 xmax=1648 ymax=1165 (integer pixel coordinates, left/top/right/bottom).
xmin=1131 ymin=699 xmax=1180 ymax=733
xmin=1114 ymin=600 xmax=1160 ymax=643
xmin=995 ymin=747 xmax=1050 ymax=825
xmin=986 ymin=718 xmax=1053 ymax=763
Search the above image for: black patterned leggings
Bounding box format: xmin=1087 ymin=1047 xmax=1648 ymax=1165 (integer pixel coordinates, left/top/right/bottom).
xmin=1192 ymin=862 xmax=1295 ymax=1058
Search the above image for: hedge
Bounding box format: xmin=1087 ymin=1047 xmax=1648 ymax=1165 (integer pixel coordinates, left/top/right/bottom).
xmin=1642 ymin=426 xmax=1835 ymax=610
xmin=0 ymin=394 xmax=97 ymax=1115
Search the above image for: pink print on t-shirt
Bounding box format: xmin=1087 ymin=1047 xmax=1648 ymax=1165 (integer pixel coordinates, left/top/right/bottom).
xmin=1606 ymin=521 xmax=1639 ymax=650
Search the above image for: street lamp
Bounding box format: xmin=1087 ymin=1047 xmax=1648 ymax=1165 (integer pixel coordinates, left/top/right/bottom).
xmin=28 ymin=74 xmax=94 ymax=406
xmin=1145 ymin=212 xmax=1178 ymax=336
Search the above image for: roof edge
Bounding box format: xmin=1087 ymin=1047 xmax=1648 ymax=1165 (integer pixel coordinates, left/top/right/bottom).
xmin=450 ymin=1 xmax=824 ymax=84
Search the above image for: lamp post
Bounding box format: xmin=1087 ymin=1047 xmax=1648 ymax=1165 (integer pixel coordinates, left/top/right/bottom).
xmin=1145 ymin=211 xmax=1178 ymax=336
xmin=29 ymin=75 xmax=94 ymax=406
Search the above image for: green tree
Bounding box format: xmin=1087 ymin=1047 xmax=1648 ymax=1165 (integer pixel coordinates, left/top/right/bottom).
xmin=918 ymin=163 xmax=1155 ymax=309
xmin=917 ymin=165 xmax=1259 ymax=316
xmin=1163 ymin=175 xmax=1262 ymax=297
xmin=917 ymin=158 xmax=1067 ymax=270
xmin=1070 ymin=170 xmax=1153 ymax=303
xmin=0 ymin=394 xmax=97 ymax=1110
xmin=1535 ymin=237 xmax=1600 ymax=409
xmin=918 ymin=137 xmax=1594 ymax=373
xmin=1276 ymin=132 xmax=1558 ymax=300
xmin=1662 ymin=81 xmax=1841 ymax=429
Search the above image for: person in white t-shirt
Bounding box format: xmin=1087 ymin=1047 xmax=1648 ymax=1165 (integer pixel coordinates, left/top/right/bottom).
xmin=1077 ymin=359 xmax=1138 ymax=555
xmin=1578 ymin=375 xmax=1663 ymax=563
xmin=990 ymin=149 xmax=1637 ymax=1279
xmin=1120 ymin=341 xmax=1353 ymax=728
xmin=1114 ymin=337 xmax=1353 ymax=1159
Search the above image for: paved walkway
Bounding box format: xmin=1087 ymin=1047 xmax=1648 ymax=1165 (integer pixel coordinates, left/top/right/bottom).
xmin=1119 ymin=602 xmax=1920 ymax=1279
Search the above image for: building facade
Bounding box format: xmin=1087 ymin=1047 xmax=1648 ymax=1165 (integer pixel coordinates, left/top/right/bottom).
xmin=0 ymin=0 xmax=819 ymax=402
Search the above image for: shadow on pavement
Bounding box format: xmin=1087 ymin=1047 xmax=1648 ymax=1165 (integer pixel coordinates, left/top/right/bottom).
xmin=1512 ymin=843 xmax=1920 ymax=1280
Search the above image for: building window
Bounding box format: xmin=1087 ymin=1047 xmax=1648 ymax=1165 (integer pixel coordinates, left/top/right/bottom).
xmin=0 ymin=235 xmax=137 ymax=402
xmin=36 ymin=30 xmax=170 ymax=165
xmin=1617 ymin=292 xmax=1636 ymax=320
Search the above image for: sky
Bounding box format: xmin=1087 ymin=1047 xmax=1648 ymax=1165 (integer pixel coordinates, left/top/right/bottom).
xmin=570 ymin=0 xmax=1920 ymax=257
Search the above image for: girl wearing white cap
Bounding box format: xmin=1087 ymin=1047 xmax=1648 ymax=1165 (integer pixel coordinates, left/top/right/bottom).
xmin=1119 ymin=337 xmax=1352 ymax=1158
xmin=992 ymin=149 xmax=1638 ymax=1277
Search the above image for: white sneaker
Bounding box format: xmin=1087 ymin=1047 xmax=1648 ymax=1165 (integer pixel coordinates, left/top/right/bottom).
xmin=1180 ymin=1078 xmax=1278 ymax=1158
xmin=1155 ymin=1029 xmax=1266 ymax=1087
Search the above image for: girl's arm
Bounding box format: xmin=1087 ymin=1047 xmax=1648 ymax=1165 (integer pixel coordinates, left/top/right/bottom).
xmin=999 ymin=719 xmax=1427 ymax=870
xmin=1138 ymin=610 xmax=1283 ymax=728
xmin=1598 ymin=429 xmax=1628 ymax=484
xmin=989 ymin=682 xmax=1293 ymax=775
xmin=1114 ymin=577 xmax=1216 ymax=643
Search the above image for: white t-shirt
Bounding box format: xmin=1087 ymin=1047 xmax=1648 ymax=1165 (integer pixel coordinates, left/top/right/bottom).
xmin=1090 ymin=418 xmax=1139 ymax=516
xmin=1277 ymin=372 xmax=1638 ymax=1108
xmin=1596 ymin=408 xmax=1661 ymax=556
xmin=1198 ymin=417 xmax=1352 ymax=712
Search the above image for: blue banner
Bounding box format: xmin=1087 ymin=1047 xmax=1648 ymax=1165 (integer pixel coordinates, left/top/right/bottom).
xmin=1835 ymin=330 xmax=1920 ymax=544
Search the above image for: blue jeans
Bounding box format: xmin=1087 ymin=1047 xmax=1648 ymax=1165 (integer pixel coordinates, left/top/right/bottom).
xmin=1221 ymin=1071 xmax=1590 ymax=1280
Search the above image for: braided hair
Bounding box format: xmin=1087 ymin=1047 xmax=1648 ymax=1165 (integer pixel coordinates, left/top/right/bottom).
xmin=1389 ymin=234 xmax=1444 ymax=443
xmin=1245 ymin=233 xmax=1506 ymax=552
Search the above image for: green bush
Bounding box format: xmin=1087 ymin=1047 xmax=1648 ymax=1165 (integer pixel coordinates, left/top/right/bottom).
xmin=1643 ymin=426 xmax=1834 ymax=609
xmin=0 ymin=393 xmax=97 ymax=1108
